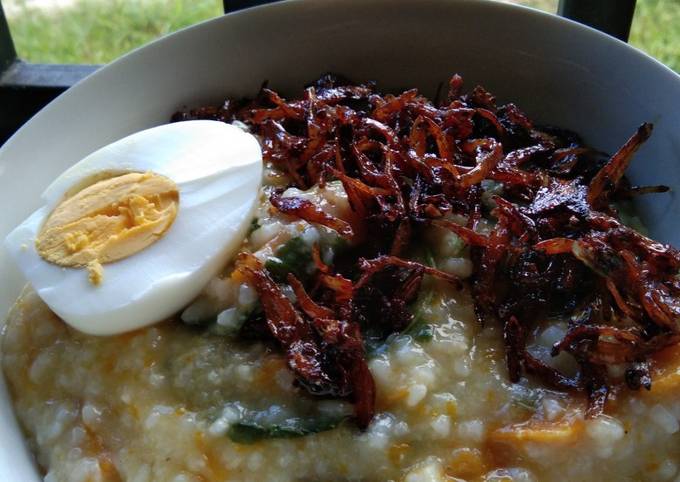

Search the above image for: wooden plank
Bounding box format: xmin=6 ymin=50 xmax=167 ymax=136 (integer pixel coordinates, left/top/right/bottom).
xmin=1 ymin=61 xmax=98 ymax=89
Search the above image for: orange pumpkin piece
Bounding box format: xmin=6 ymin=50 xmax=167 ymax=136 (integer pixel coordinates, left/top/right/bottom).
xmin=645 ymin=344 xmax=680 ymax=396
xmin=489 ymin=418 xmax=584 ymax=445
xmin=445 ymin=448 xmax=486 ymax=480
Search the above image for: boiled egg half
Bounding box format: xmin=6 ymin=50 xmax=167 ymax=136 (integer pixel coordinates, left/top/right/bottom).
xmin=4 ymin=120 xmax=262 ymax=335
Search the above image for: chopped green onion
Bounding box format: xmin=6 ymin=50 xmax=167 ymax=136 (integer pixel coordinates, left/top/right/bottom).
xmin=228 ymin=415 xmax=345 ymax=444
xmin=264 ymin=237 xmax=314 ymax=283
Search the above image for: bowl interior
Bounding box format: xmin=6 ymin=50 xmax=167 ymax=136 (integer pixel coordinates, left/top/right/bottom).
xmin=1 ymin=0 xmax=678 ymax=479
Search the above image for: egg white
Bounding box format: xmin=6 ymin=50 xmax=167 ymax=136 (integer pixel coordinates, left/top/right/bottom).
xmin=4 ymin=120 xmax=262 ymax=335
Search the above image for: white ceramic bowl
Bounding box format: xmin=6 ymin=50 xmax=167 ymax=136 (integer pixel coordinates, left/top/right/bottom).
xmin=1 ymin=0 xmax=678 ymax=479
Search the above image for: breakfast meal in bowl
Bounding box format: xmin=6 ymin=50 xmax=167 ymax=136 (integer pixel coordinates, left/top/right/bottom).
xmin=2 ymin=73 xmax=679 ymax=482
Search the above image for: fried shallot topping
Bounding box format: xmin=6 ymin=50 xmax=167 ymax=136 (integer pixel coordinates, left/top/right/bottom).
xmin=173 ymin=74 xmax=678 ymax=427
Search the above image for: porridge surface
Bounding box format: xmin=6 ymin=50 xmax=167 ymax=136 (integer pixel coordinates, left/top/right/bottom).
xmin=3 ymin=178 xmax=680 ymax=482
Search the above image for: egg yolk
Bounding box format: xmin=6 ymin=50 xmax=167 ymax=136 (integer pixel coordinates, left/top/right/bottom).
xmin=36 ymin=171 xmax=179 ymax=285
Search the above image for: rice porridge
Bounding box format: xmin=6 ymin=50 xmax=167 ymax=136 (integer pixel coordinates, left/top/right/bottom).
xmin=3 ymin=75 xmax=680 ymax=482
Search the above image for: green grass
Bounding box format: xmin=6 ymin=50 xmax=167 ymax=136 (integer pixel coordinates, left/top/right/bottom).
xmin=5 ymin=0 xmax=222 ymax=64
xmin=4 ymin=0 xmax=679 ymax=72
xmin=515 ymin=0 xmax=680 ymax=72
xmin=629 ymin=0 xmax=680 ymax=73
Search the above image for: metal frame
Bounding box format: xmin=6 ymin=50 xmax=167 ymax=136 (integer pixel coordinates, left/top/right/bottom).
xmin=224 ymin=0 xmax=282 ymax=12
xmin=1 ymin=0 xmax=637 ymax=144
xmin=558 ymin=0 xmax=636 ymax=41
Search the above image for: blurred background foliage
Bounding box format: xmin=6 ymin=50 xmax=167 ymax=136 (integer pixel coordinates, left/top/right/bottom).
xmin=3 ymin=0 xmax=679 ymax=72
